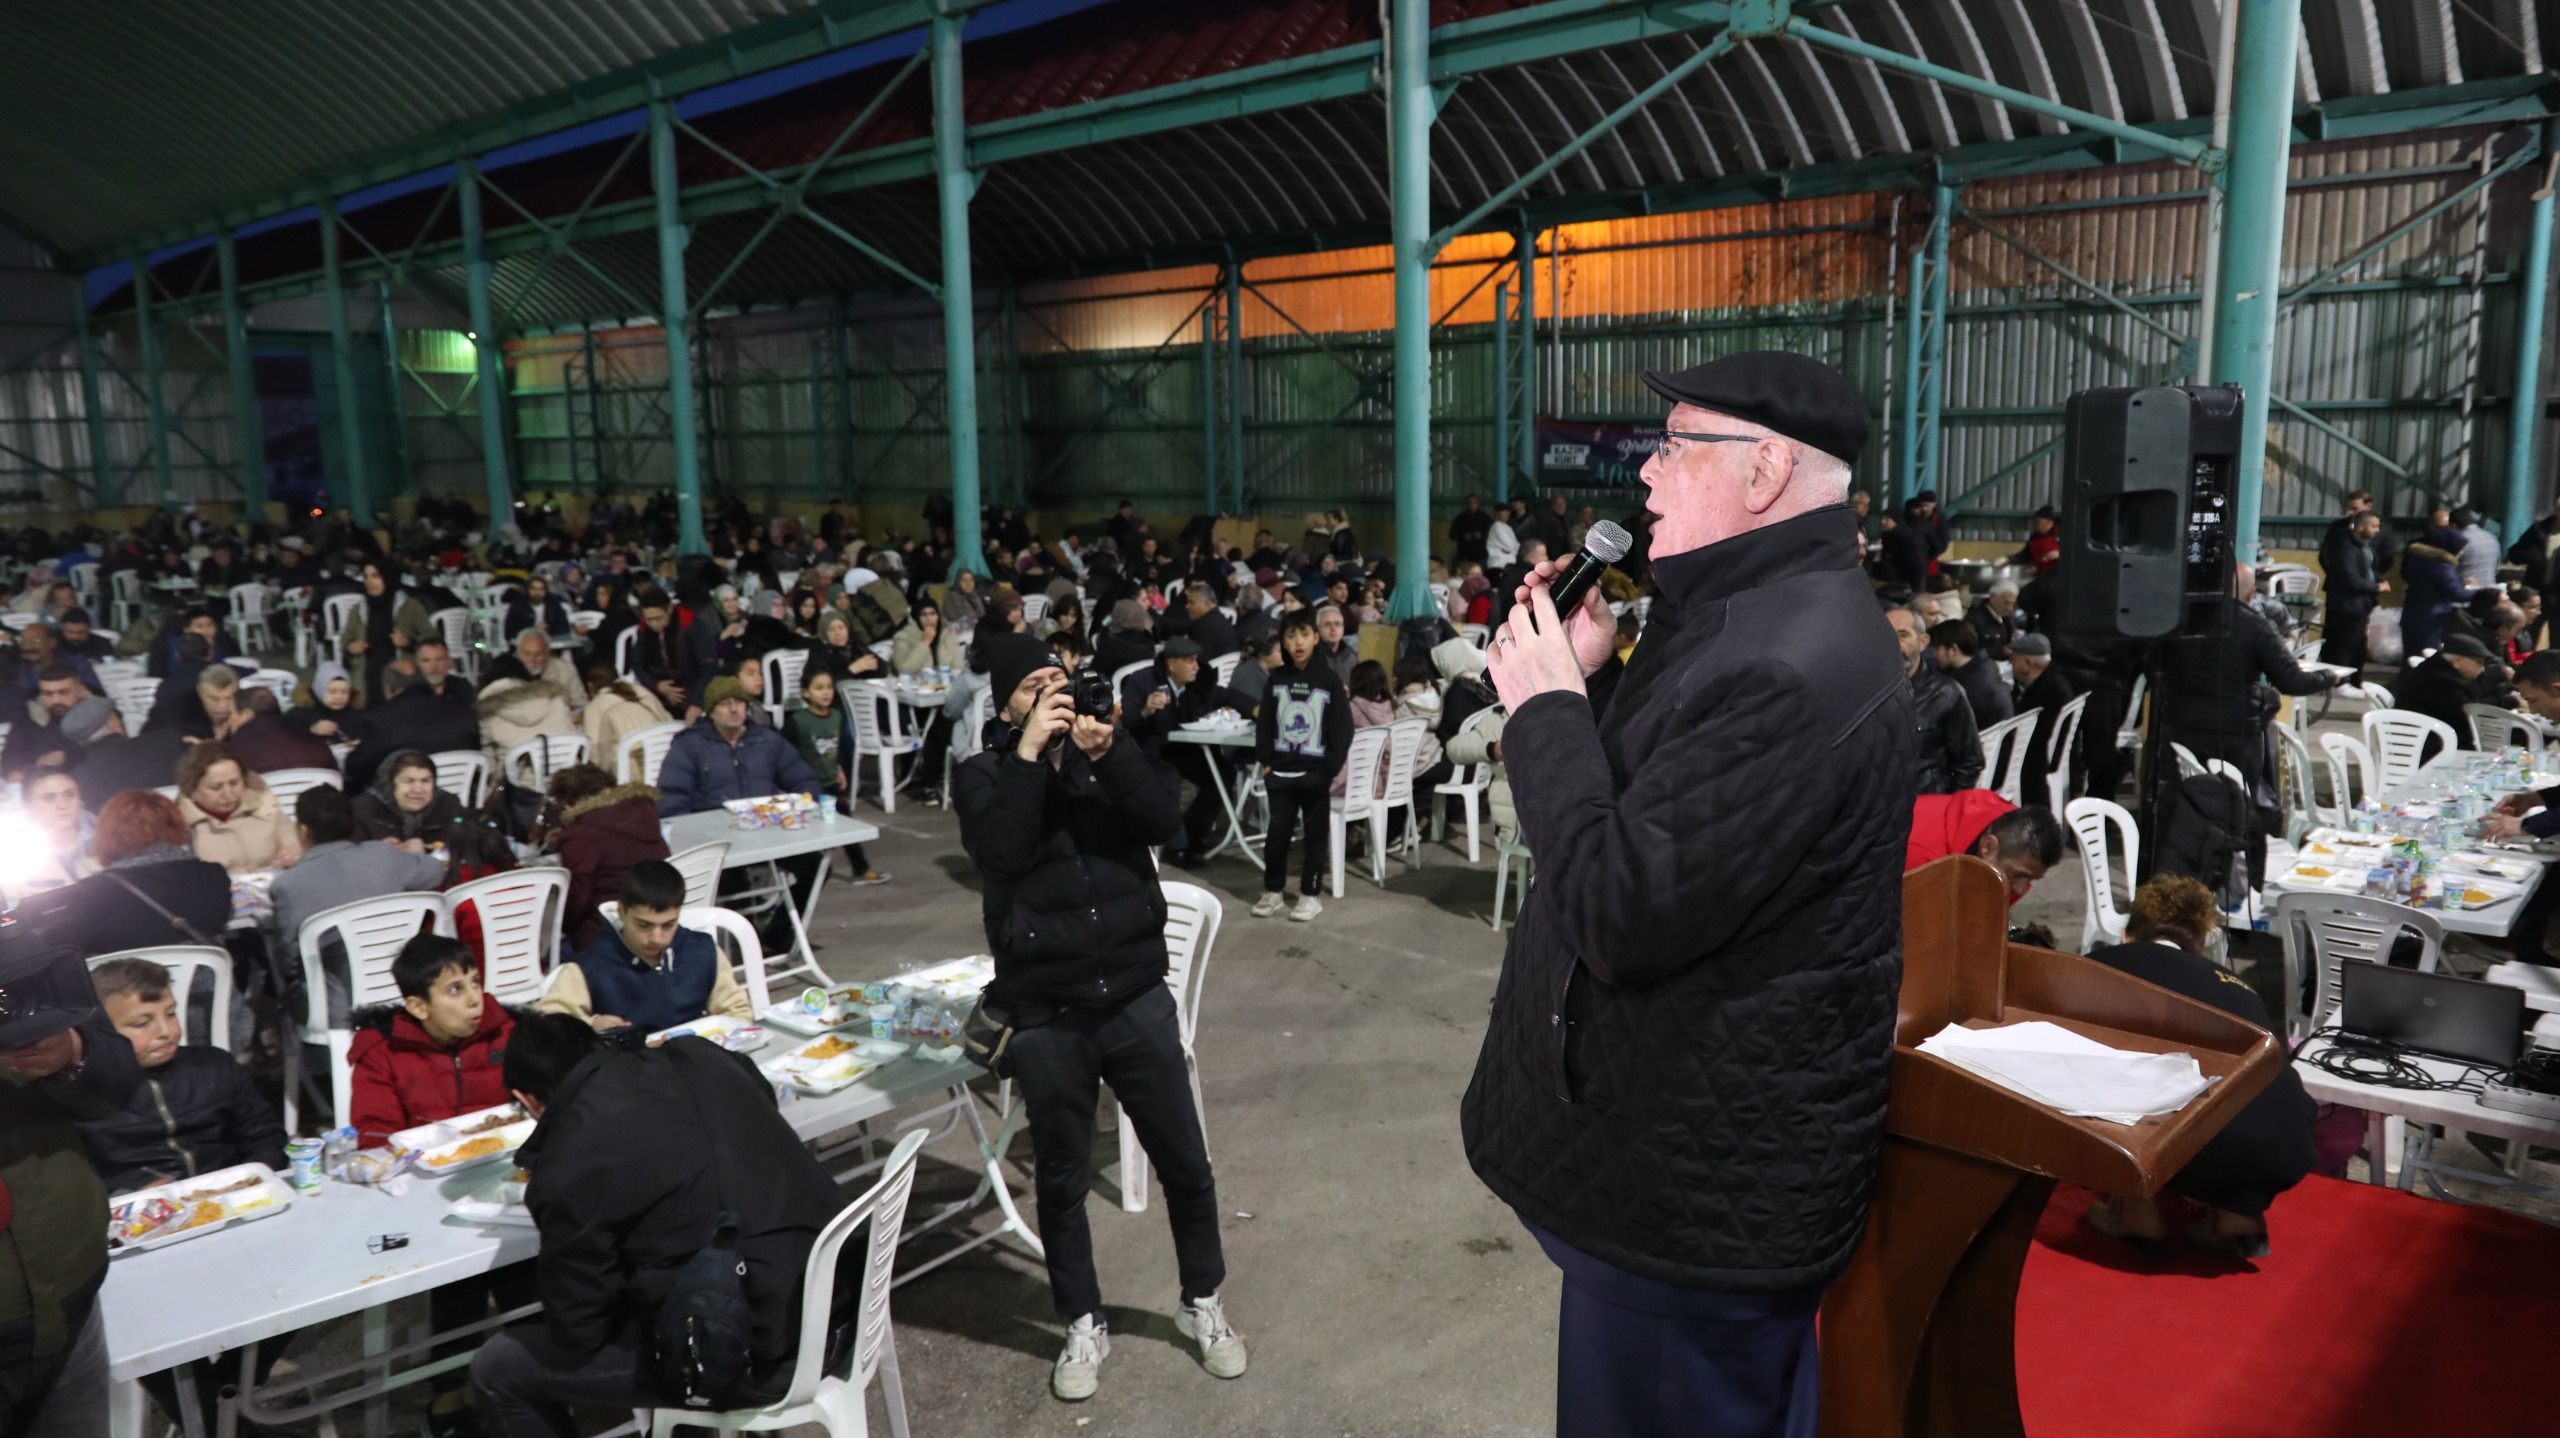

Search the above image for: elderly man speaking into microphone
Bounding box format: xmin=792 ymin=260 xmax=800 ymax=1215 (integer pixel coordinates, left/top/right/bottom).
xmin=1464 ymin=352 xmax=1913 ymax=1437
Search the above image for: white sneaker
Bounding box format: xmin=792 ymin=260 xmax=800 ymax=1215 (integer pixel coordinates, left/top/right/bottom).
xmin=1176 ymin=1294 xmax=1249 ymax=1379
xmin=1289 ymin=894 xmax=1323 ymax=922
xmin=1052 ymin=1313 xmax=1109 ymax=1401
xmin=1250 ymin=891 xmax=1286 ymax=918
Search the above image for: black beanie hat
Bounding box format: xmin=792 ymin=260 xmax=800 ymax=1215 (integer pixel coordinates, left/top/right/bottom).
xmin=983 ymin=632 xmax=1062 ymax=710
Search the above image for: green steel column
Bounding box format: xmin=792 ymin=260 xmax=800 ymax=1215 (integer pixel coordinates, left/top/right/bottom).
xmin=1385 ymin=0 xmax=1434 ymax=619
xmin=217 ymin=235 xmax=269 ymax=518
xmin=132 ymin=258 xmax=174 ymax=510
xmin=73 ymin=283 xmax=112 ymax=504
xmin=2210 ymin=0 xmax=2305 ymax=554
xmin=1201 ymin=288 xmax=1219 ymax=516
xmin=648 ymin=103 xmax=709 ymax=556
xmin=379 ymin=282 xmax=414 ymax=505
xmin=1894 ymin=194 xmax=1944 ymax=506
xmin=1915 ymin=181 xmax=1955 ymax=504
xmin=2505 ymin=123 xmax=2559 ymax=541
xmin=1517 ymin=228 xmax=1535 ymax=495
xmin=319 ymin=198 xmax=371 ymax=525
xmin=1494 ymin=279 xmax=1512 ymax=507
xmin=457 ymin=159 xmax=515 ymax=530
xmin=1225 ymin=262 xmax=1244 ymax=516
xmin=931 ymin=12 xmax=988 ymax=577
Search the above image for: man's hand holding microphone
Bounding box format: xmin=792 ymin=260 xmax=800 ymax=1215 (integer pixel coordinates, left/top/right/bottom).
xmin=1486 ymin=520 xmax=1630 ymax=712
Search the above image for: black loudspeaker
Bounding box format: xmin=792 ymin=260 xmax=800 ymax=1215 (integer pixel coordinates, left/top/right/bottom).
xmin=2055 ymin=384 xmax=2243 ymax=640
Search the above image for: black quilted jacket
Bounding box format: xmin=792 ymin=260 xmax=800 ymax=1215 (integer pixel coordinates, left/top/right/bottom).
xmin=1461 ymin=506 xmax=1914 ymax=1293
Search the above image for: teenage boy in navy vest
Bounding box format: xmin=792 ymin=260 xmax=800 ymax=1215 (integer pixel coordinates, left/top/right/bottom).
xmin=536 ymin=860 xmax=750 ymax=1033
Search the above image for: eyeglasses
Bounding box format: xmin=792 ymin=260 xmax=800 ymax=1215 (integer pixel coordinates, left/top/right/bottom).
xmin=1657 ymin=430 xmax=1769 ymax=461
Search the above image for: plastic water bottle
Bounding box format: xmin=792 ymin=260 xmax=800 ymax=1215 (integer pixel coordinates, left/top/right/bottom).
xmin=322 ymin=1125 xmax=359 ymax=1180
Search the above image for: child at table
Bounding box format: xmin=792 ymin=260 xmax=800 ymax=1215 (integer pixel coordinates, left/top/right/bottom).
xmin=77 ymin=957 xmax=287 ymax=1195
xmin=76 ymin=963 xmax=294 ymax=1438
xmin=349 ymin=934 xmax=532 ymax=1438
xmin=346 ymin=934 xmax=520 ymax=1149
xmin=537 ymin=859 xmax=753 ymax=1034
xmin=784 ymin=665 xmax=888 ymax=884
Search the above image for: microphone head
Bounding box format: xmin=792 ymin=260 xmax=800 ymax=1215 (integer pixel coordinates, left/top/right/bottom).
xmin=1582 ymin=520 xmax=1633 ymax=565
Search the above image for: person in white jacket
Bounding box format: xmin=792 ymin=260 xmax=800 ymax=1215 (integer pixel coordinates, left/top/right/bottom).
xmin=1485 ymin=515 xmax=1520 ymax=570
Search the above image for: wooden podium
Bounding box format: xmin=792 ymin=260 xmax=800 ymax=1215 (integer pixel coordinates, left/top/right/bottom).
xmin=1817 ymin=857 xmax=2283 ymax=1437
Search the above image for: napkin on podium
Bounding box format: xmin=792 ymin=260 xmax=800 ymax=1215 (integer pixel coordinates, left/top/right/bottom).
xmin=1916 ymin=1021 xmax=2210 ymax=1125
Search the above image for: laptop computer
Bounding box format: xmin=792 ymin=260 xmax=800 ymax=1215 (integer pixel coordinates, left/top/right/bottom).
xmin=2339 ymin=961 xmax=2525 ymax=1069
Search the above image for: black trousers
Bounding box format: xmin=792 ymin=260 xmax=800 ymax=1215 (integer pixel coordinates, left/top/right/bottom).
xmin=2321 ymin=599 xmax=2374 ymax=669
xmin=1260 ymin=774 xmax=1329 ymax=895
xmin=1008 ymin=984 xmax=1225 ymax=1320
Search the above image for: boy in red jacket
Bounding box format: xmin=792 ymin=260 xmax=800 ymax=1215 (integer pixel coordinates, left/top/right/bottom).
xmin=347 ymin=935 xmax=519 ymax=1148
xmin=347 ymin=934 xmax=531 ymax=1438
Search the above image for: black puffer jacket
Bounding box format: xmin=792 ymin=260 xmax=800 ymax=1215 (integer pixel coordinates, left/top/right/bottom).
xmin=1909 ymin=662 xmax=1982 ymax=795
xmin=1461 ymin=507 xmax=1913 ymax=1294
xmin=953 ymin=726 xmax=1182 ymax=1009
xmin=518 ymin=1037 xmax=850 ymax=1381
xmin=77 ymin=1046 xmax=289 ymax=1195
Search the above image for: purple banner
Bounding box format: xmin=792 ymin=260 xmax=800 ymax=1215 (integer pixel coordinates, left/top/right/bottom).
xmin=1535 ymin=419 xmax=1659 ymax=489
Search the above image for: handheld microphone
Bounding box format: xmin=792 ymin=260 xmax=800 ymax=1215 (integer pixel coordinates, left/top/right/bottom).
xmin=1530 ymin=520 xmax=1633 ymax=632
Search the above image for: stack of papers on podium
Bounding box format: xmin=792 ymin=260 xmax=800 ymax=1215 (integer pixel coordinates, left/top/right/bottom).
xmin=1918 ymin=1021 xmax=2210 ymax=1125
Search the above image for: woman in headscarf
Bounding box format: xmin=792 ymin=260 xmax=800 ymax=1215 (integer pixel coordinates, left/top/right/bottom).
xmin=892 ymin=598 xmax=966 ymax=676
xmin=345 ymin=560 xmax=433 ymax=706
xmin=788 ymin=587 xmax=828 ymax=637
xmin=351 ymin=749 xmax=511 ymax=884
xmin=285 ymin=660 xmax=366 ymax=743
xmin=940 ymin=567 xmax=989 ymax=628
xmin=806 ymin=611 xmax=884 ymax=685
xmin=582 ymin=577 xmax=636 ymax=672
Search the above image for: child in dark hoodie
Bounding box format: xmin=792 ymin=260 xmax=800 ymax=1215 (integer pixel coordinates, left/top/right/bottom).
xmin=784 ymin=665 xmax=888 ymax=884
xmin=1251 ymin=612 xmax=1351 ymax=922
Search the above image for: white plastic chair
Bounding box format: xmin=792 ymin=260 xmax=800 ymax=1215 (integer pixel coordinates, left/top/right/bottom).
xmin=2360 ymin=681 xmax=2394 ymax=711
xmin=2063 ymin=797 xmax=2140 ymax=954
xmin=445 ymin=868 xmax=567 ymax=1005
xmin=106 ymin=676 xmax=159 ymax=734
xmin=241 ymin=667 xmax=299 ymax=705
xmin=944 ymin=684 xmax=992 ymax=807
xmin=504 ymin=732 xmax=591 ymax=790
xmin=2274 ymin=892 xmax=2445 ymax=1041
xmin=2361 ymin=709 xmax=2455 ymax=793
xmin=643 ymin=1128 xmax=927 ymax=1438
xmin=2466 ymin=703 xmax=2544 ymax=753
xmin=668 ymin=841 xmax=730 ymax=909
xmin=1209 ymin=652 xmax=1241 ymax=687
xmin=427 ymin=607 xmax=475 ymax=680
xmin=846 ymin=681 xmax=921 ymax=813
xmin=1378 ymin=717 xmax=1430 ymax=871
xmin=430 ymin=749 xmax=491 ymax=808
xmin=2043 ymin=693 xmax=2089 ymax=813
xmin=1434 ymin=707 xmax=1501 ymax=862
xmin=87 ymin=946 xmax=233 ymax=1050
xmin=224 ymin=582 xmax=273 ymax=655
xmin=110 ymin=569 xmax=145 ymax=631
xmin=677 ymin=903 xmax=776 ymax=1017
xmin=1108 ymin=660 xmax=1152 ymax=694
xmin=1020 ymin=593 xmax=1049 ymax=626
xmin=1491 ymin=831 xmax=1532 ymax=931
xmin=1120 ymin=881 xmax=1222 ymax=1213
xmin=321 ymin=592 xmax=364 ymax=657
xmin=614 ymin=625 xmax=639 ymax=680
xmin=1459 ymin=623 xmax=1491 ymax=649
xmin=2320 ymin=731 xmax=2377 ymax=814
xmin=2170 ymin=742 xmax=2208 ymax=781
xmin=617 ymin=721 xmax=686 ymax=785
xmin=287 ymin=894 xmax=451 ymax=1132
xmin=764 ymin=647 xmax=809 ymax=728
xmin=261 ymin=767 xmax=344 ymax=814
xmin=1328 ymin=726 xmax=1394 ymax=897
xmin=2114 ymin=672 xmax=2148 ymax=753
xmin=1979 ymin=712 xmax=2036 ymax=806
xmin=2272 ymin=722 xmax=2324 ymax=841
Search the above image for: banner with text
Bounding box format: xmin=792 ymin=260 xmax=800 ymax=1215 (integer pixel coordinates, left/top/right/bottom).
xmin=1535 ymin=420 xmax=1660 ymax=489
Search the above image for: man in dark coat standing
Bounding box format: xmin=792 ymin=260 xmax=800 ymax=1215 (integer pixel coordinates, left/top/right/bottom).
xmin=2319 ymin=509 xmax=2386 ymax=670
xmin=1465 ymin=352 xmax=1912 ymax=1437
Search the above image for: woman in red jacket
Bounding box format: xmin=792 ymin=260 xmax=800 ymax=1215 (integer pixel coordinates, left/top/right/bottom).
xmin=537 ymin=763 xmax=672 ymax=951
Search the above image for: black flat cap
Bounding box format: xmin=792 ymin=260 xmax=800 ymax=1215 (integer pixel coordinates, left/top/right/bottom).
xmin=2440 ymin=634 xmax=2492 ymax=660
xmin=1642 ymin=350 xmax=1869 ymax=465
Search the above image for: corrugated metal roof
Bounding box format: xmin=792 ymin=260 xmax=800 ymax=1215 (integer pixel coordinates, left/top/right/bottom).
xmin=93 ymin=1 xmax=2557 ymax=335
xmin=0 ymin=0 xmax=846 ymax=260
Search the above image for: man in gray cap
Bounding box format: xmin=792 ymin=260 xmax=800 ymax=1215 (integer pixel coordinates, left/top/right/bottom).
xmin=2009 ymin=633 xmax=2077 ymax=807
xmin=1464 ymin=350 xmax=1911 ymax=1434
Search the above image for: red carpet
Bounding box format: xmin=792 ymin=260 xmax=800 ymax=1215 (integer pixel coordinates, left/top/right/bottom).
xmin=2016 ymin=1176 xmax=2556 ymax=1437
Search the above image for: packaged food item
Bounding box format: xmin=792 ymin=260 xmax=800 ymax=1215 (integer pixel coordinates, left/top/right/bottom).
xmin=285 ymin=1138 xmax=326 ymax=1194
xmin=118 ymin=1197 xmax=183 ymax=1242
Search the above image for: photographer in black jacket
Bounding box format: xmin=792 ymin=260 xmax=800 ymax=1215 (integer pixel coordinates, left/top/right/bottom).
xmin=952 ymin=633 xmax=1247 ymax=1404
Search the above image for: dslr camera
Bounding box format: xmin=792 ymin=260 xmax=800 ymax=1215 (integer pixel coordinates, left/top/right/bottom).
xmin=1072 ymin=669 xmax=1118 ymax=721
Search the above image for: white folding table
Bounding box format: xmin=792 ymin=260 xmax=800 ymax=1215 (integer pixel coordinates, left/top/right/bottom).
xmin=661 ymin=806 xmax=879 ymax=986
xmin=104 ymin=1041 xmax=1034 ymax=1438
xmin=1169 ymin=725 xmax=1259 ymax=861
xmin=2292 ymin=1038 xmax=2560 ymax=1202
